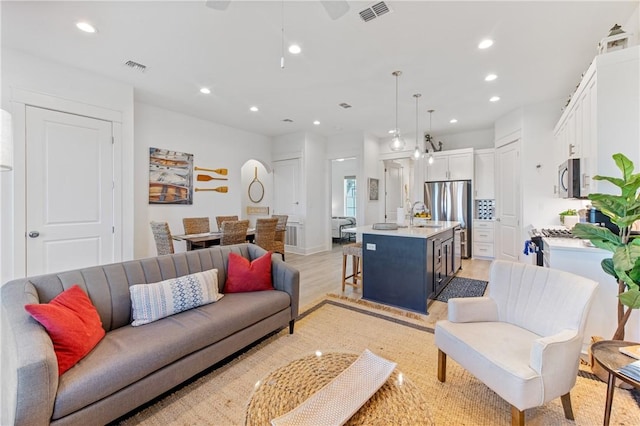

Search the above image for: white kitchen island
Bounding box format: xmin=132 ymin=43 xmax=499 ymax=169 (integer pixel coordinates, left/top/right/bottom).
xmin=544 ymin=237 xmax=640 ymax=351
xmin=350 ymin=221 xmax=461 ymax=313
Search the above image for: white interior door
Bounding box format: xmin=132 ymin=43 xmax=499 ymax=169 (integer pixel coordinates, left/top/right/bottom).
xmin=495 ymin=139 xmax=521 ymax=262
xmin=26 ymin=106 xmax=114 ymax=275
xmin=384 ymin=161 xmax=403 ymax=222
xmin=273 ymin=158 xmax=301 ymax=220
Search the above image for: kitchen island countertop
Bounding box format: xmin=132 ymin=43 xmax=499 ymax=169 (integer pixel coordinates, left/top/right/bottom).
xmin=351 ymin=221 xmax=460 ymax=240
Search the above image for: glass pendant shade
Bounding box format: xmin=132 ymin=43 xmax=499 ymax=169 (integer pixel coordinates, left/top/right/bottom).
xmin=428 ymin=153 xmax=434 ymax=165
xmin=388 ymin=71 xmax=405 ymax=152
xmin=413 ymin=146 xmax=421 ymax=159
xmin=390 ymin=133 xmax=405 ymax=152
xmin=1 ymin=109 xmax=13 ymax=171
xmin=412 ymin=93 xmax=421 ymax=159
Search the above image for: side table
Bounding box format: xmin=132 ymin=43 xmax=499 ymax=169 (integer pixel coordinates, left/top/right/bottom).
xmin=245 ymin=352 xmax=433 ymax=425
xmin=590 ymin=340 xmax=640 ymax=426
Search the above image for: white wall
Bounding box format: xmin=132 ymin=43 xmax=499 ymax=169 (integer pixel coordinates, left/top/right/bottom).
xmin=1 ymin=48 xmax=135 ymax=282
xmin=363 ymin=133 xmax=382 ymax=225
xmin=134 ymin=103 xmax=272 ymax=258
xmin=304 ymin=132 xmax=328 ymax=253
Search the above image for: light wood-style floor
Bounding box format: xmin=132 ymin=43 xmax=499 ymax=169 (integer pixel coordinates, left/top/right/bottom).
xmin=284 ymin=242 xmax=492 ymax=327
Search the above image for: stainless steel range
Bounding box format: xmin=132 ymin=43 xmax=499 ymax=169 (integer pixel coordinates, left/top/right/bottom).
xmin=528 ymin=227 xmax=577 ymax=266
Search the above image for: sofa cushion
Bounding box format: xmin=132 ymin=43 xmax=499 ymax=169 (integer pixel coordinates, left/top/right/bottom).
xmin=224 ymin=251 xmax=273 ymax=293
xmin=24 ymin=285 xmax=105 ymax=376
xmin=130 ymin=269 xmax=222 ymax=326
xmin=52 ymin=290 xmax=291 ymax=419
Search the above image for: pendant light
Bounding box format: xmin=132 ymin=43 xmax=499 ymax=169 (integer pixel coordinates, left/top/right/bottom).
xmin=427 ymin=109 xmax=435 ymax=165
xmin=413 ymin=94 xmax=421 ymax=159
xmin=389 ymin=71 xmax=405 ymax=152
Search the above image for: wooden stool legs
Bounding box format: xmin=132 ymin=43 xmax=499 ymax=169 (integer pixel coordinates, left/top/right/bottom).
xmin=341 ymin=243 xmax=363 ymax=291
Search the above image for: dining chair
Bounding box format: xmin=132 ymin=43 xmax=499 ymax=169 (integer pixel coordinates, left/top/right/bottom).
xmin=255 ymin=218 xmax=281 ymax=257
xmin=272 ymin=215 xmax=288 ymax=260
xmin=150 ymin=221 xmax=174 ymax=255
xmin=220 ymin=220 xmax=250 ymax=246
xmin=183 ymin=217 xmax=210 ymax=234
xmin=182 ymin=217 xmax=210 ymax=249
xmin=216 ymin=215 xmax=239 ymax=231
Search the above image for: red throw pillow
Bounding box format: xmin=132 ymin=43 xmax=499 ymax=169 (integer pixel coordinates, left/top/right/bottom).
xmin=224 ymin=251 xmax=274 ymax=293
xmin=25 ymin=285 xmax=105 ymax=376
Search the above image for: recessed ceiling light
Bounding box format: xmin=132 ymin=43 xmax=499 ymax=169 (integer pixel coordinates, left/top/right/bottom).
xmin=200 ymin=87 xmax=211 ymax=94
xmin=313 ymin=120 xmax=320 ymax=125
xmin=450 ymin=119 xmax=458 ymax=124
xmin=478 ymin=39 xmax=493 ymax=49
xmin=288 ymin=44 xmax=301 ymax=54
xmin=489 ymin=96 xmax=501 ymax=102
xmin=76 ymin=22 xmax=96 ymax=33
xmin=485 ymin=74 xmax=497 ymax=82
xmin=250 ymin=106 xmax=259 ymax=112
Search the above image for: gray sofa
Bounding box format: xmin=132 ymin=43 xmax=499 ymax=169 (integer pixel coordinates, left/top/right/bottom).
xmin=1 ymin=243 xmax=299 ymax=426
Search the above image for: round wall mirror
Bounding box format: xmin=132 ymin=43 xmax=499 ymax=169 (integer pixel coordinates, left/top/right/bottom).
xmin=248 ymin=167 xmax=265 ymax=203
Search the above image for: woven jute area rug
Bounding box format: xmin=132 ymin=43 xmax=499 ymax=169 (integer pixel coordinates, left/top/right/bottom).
xmin=117 ymin=299 xmax=640 ymax=425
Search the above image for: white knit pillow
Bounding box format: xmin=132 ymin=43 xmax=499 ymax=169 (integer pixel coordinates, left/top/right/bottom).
xmin=130 ymin=269 xmax=222 ymax=326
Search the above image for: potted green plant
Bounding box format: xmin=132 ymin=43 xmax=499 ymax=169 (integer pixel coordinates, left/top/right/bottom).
xmin=572 ymin=153 xmax=640 ymax=340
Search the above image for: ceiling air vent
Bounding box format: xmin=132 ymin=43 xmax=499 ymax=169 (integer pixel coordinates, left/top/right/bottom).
xmin=339 ymin=102 xmax=352 ymax=109
xmin=124 ymin=60 xmax=147 ymax=72
xmin=359 ymin=2 xmax=391 ymax=22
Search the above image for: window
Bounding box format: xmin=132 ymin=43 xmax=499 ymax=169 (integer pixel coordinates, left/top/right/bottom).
xmin=344 ymin=176 xmax=356 ymax=217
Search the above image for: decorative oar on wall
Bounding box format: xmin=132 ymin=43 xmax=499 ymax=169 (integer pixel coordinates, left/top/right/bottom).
xmin=195 ymin=166 xmax=228 ymax=175
xmin=195 ymin=186 xmax=228 ymax=193
xmin=197 ymin=174 xmax=228 ymax=182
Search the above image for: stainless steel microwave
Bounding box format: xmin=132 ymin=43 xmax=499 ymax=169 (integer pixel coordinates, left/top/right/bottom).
xmin=558 ymin=159 xmax=581 ymax=198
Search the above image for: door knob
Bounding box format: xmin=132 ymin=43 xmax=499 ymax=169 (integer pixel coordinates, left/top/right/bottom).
xmin=28 ymin=231 xmax=40 ymax=238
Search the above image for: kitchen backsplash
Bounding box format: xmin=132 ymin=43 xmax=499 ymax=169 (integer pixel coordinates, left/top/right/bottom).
xmin=475 ymin=199 xmax=495 ymax=220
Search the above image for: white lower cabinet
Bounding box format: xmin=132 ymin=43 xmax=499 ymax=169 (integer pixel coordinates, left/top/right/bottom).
xmin=473 ymin=220 xmax=495 ymax=258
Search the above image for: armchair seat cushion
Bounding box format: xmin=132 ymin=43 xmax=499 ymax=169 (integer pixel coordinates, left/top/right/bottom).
xmin=435 ymin=321 xmax=543 ymax=409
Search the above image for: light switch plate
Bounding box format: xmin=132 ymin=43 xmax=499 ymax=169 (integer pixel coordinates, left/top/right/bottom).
xmin=366 ymin=243 xmax=376 ymax=251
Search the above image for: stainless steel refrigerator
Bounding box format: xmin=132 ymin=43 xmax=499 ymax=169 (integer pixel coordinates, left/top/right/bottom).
xmin=424 ymin=180 xmax=472 ymax=258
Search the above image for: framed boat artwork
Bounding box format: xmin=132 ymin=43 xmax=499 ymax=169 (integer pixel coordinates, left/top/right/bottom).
xmin=148 ymin=147 xmax=193 ymax=204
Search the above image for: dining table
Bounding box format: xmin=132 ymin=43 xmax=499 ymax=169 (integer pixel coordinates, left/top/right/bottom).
xmin=173 ymin=228 xmax=255 ymax=251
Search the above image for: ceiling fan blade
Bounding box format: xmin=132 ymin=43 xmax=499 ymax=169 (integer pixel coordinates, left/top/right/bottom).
xmin=205 ymin=1 xmax=231 ymax=11
xmin=320 ymin=1 xmax=350 ymax=20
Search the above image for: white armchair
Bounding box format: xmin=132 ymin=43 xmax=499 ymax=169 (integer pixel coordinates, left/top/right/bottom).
xmin=435 ymin=260 xmax=598 ymax=426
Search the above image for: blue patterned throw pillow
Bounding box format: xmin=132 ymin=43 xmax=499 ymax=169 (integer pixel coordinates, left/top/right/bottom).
xmin=130 ymin=269 xmax=222 ymax=326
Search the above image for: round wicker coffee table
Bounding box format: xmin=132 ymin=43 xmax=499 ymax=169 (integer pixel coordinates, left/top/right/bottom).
xmin=245 ymin=352 xmax=433 ymax=425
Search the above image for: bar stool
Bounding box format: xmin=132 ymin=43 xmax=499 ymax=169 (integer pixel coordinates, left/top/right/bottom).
xmin=342 ymin=242 xmax=363 ymax=291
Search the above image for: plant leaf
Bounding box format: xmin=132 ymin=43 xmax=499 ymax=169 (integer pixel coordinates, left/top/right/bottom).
xmin=613 ymin=244 xmax=640 ymax=271
xmin=592 ymin=175 xmax=626 ymax=188
xmin=572 ymin=224 xmax=621 ymax=252
xmin=613 ymin=153 xmax=634 ymax=181
xmin=601 ymin=258 xmax=617 ymax=278
xmin=619 ymin=288 xmax=640 ymax=309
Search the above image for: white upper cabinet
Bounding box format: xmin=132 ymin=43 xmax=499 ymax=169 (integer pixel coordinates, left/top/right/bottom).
xmin=474 ymin=149 xmax=495 ymax=199
xmin=554 ymin=46 xmax=638 ymax=197
xmin=426 ymin=148 xmax=474 ymax=181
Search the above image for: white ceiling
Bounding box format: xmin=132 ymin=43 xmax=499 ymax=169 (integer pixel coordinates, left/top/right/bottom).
xmin=1 ymin=1 xmax=637 ymax=140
